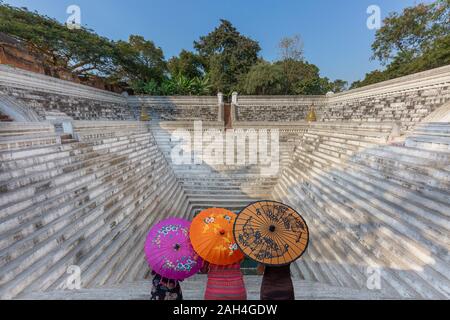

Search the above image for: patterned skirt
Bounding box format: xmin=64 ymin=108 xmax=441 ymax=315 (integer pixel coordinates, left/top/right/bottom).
xmin=204 ymin=263 xmax=247 ymax=300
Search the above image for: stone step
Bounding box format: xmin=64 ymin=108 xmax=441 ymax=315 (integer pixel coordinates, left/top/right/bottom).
xmin=18 ymin=276 xmax=398 ymax=300
xmin=274 ymin=167 xmax=448 ymax=298
xmin=405 ymin=135 xmax=450 ymax=152
xmin=0 ymin=131 xmax=151 ymax=165
xmin=275 ymin=180 xmax=425 ymax=298
xmin=0 ymin=134 xmax=62 ymax=152
xmin=0 ymin=144 xmax=162 ymax=234
xmin=353 ymin=150 xmax=450 ymax=184
xmin=413 ymin=123 xmax=450 ymax=134
xmin=0 ymin=149 xmax=162 ymax=249
xmin=0 ymin=150 xmax=166 ymax=269
xmin=301 ymin=144 xmax=450 ymax=209
xmin=347 ymin=158 xmax=450 ymax=207
xmin=32 ymin=176 xmax=181 ymax=293
xmin=0 ymin=141 xmax=154 ymax=212
xmin=288 ymin=162 xmax=448 ymax=296
xmin=0 ymin=122 xmax=55 ymax=137
xmin=0 ymin=159 xmax=177 ymax=298
xmin=0 ymin=135 xmax=154 ymax=188
xmin=294 ymin=151 xmax=450 ymax=245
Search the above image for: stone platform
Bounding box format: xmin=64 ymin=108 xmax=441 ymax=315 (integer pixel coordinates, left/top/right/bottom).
xmin=19 ymin=275 xmax=394 ymax=300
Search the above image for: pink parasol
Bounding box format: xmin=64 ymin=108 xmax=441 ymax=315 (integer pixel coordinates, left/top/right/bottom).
xmin=144 ymin=217 xmax=203 ymax=280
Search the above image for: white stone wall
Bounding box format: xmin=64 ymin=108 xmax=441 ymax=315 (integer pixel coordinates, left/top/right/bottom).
xmin=128 ymin=96 xmax=221 ymax=122
xmin=0 ymin=65 xmax=131 ymax=120
xmin=235 ymin=66 xmax=450 ymax=129
xmin=2 ymin=64 xmax=449 ymax=127
xmin=324 ymin=65 xmax=450 ymax=130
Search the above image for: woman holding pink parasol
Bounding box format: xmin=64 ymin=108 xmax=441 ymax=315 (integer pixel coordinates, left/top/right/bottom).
xmin=145 ymin=217 xmax=203 ymax=300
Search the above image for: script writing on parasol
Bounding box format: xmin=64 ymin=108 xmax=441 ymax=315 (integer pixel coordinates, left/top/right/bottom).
xmin=234 ymin=201 xmax=309 ymax=266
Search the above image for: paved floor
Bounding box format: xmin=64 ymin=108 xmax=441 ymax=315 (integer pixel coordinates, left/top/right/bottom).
xmin=20 ymin=275 xmax=397 ymax=300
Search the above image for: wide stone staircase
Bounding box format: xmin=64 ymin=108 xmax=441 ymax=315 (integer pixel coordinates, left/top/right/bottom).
xmin=150 ymin=121 xmax=299 ymax=216
xmin=0 ymin=121 xmax=188 ymax=299
xmin=1 ymin=119 xmax=449 ymax=300
xmin=272 ymin=122 xmax=450 ymax=299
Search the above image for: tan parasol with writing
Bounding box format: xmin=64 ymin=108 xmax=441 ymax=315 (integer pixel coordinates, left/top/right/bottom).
xmin=233 ymin=201 xmax=309 ymax=266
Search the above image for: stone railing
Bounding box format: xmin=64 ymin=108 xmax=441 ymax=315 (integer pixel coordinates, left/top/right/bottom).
xmin=323 ymin=65 xmax=450 ymax=130
xmin=127 ymin=95 xmax=222 ymax=122
xmin=0 ymin=65 xmax=130 ymax=120
xmin=1 ymin=63 xmax=449 ymax=126
xmin=233 ymin=65 xmax=450 ymax=129
xmin=234 ymin=95 xmax=326 ymax=122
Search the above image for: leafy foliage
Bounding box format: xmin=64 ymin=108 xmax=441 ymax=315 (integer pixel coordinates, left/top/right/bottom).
xmin=194 ymin=19 xmax=261 ymax=95
xmin=133 ymin=74 xmax=212 ymax=96
xmin=168 ymin=50 xmax=203 ymax=79
xmin=352 ymin=0 xmax=450 ymax=88
xmin=0 ymin=3 xmax=116 ymax=77
xmin=239 ymin=61 xmax=284 ymax=95
xmin=112 ymin=35 xmax=167 ymax=85
xmin=240 ymin=60 xmax=347 ymax=95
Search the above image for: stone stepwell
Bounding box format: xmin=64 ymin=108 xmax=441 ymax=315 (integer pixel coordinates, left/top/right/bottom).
xmin=1 ymin=118 xmax=448 ymax=299
xmin=0 ymin=65 xmax=449 ymax=300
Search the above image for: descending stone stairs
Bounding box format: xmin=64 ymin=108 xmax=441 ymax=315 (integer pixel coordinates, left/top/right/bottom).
xmin=272 ymin=122 xmax=450 ymax=299
xmin=0 ymin=121 xmax=189 ymax=299
xmin=1 ymin=119 xmax=449 ymax=300
xmin=19 ymin=275 xmax=395 ymax=300
xmin=150 ymin=121 xmax=298 ymax=216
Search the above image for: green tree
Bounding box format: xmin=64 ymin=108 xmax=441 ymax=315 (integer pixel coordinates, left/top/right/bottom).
xmin=278 ymin=35 xmax=304 ymax=94
xmin=168 ymin=50 xmax=203 ymax=79
xmin=113 ymin=35 xmax=167 ymax=85
xmin=327 ymin=79 xmax=348 ymax=93
xmin=239 ymin=61 xmax=284 ymax=95
xmin=194 ymin=19 xmax=260 ymax=94
xmin=353 ymin=0 xmax=450 ymax=88
xmin=372 ymin=0 xmax=449 ymax=64
xmin=0 ymin=3 xmax=116 ymax=77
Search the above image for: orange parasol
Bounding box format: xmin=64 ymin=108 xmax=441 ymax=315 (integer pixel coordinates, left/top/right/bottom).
xmin=234 ymin=201 xmax=309 ymax=266
xmin=190 ymin=208 xmax=244 ymax=265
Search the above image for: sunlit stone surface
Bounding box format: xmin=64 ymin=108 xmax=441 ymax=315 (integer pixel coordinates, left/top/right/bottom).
xmin=0 ymin=65 xmax=449 ymax=299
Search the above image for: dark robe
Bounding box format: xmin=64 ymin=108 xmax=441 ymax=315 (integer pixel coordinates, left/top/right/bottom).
xmin=260 ymin=264 xmax=295 ymax=300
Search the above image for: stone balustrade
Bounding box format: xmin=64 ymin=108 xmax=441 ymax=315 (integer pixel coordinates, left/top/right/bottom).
xmin=0 ymin=65 xmax=130 ymax=120
xmin=1 ymin=64 xmax=449 ymax=128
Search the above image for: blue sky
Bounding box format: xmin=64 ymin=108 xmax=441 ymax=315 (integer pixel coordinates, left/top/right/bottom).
xmin=3 ymin=0 xmax=433 ymax=83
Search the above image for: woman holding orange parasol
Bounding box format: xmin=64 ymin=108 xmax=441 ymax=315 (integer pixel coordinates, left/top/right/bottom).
xmin=190 ymin=208 xmax=247 ymax=300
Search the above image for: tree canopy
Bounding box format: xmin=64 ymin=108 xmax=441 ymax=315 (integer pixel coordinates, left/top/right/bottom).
xmin=112 ymin=35 xmax=167 ymax=84
xmin=352 ymin=0 xmax=450 ymax=88
xmin=167 ymin=49 xmax=204 ymax=79
xmin=0 ymin=3 xmax=116 ymax=77
xmin=4 ymin=2 xmax=443 ymax=95
xmin=194 ymin=19 xmax=261 ymax=95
